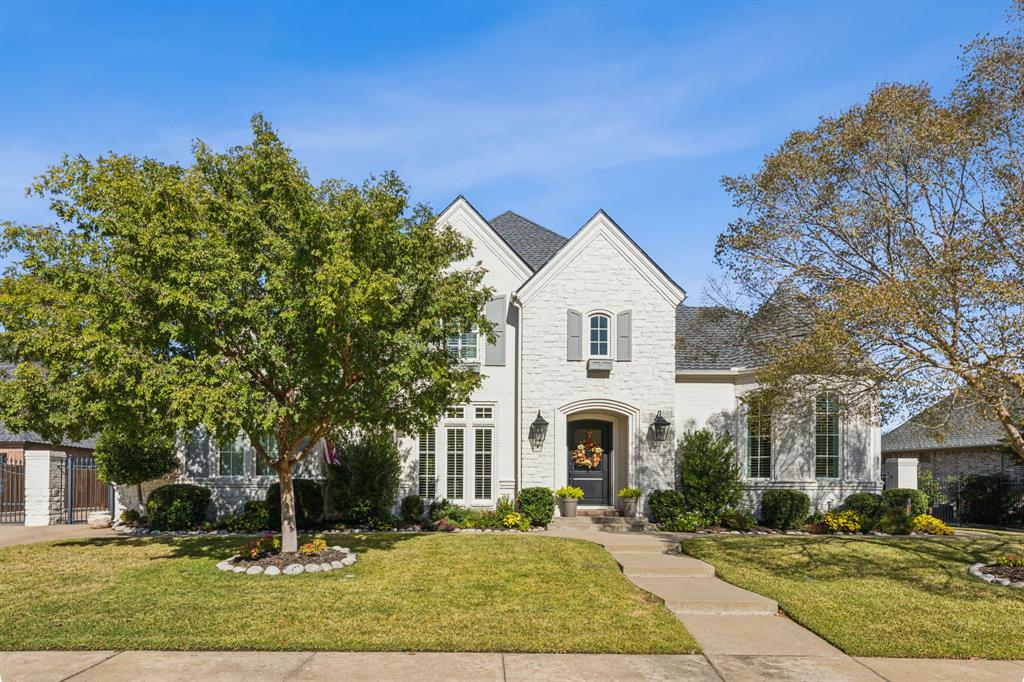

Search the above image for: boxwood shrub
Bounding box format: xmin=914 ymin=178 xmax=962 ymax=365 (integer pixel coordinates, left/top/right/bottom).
xmin=516 ymin=487 xmax=555 ymax=526
xmin=400 ymin=494 xmax=424 ymax=523
xmin=842 ymin=492 xmax=883 ymax=519
xmin=760 ymin=489 xmax=811 ymax=530
xmin=881 ymin=488 xmax=928 ymax=516
xmin=146 ymin=483 xmax=211 ymax=531
xmin=647 ymin=489 xmax=686 ymax=523
xmin=266 ymin=479 xmax=324 ymax=529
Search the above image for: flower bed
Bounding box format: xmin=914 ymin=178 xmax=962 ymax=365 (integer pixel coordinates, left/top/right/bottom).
xmin=968 ymin=553 xmax=1024 ymax=588
xmin=216 ymin=543 xmax=357 ymax=576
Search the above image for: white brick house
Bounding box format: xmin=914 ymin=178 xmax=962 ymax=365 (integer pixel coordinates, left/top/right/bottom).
xmin=396 ymin=197 xmax=883 ymax=516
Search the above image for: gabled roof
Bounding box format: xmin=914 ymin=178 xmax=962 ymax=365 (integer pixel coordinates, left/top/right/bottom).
xmin=488 ymin=211 xmax=567 ymax=272
xmin=882 ymin=396 xmax=1010 ymax=453
xmin=675 ymin=305 xmax=763 ymax=371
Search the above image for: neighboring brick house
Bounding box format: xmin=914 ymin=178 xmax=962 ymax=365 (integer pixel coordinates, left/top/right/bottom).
xmin=882 ymin=398 xmax=1024 ymax=482
xmin=0 ymin=422 xmax=95 ymax=465
xmin=393 ymin=197 xmax=882 ymax=515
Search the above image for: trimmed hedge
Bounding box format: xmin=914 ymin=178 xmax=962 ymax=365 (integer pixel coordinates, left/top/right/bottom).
xmin=647 ymin=489 xmax=686 ymax=523
xmin=516 ymin=487 xmax=555 ymax=526
xmin=761 ymin=489 xmax=810 ymax=530
xmin=881 ymin=488 xmax=928 ymax=517
xmin=266 ymin=479 xmax=324 ymax=529
xmin=400 ymin=494 xmax=424 ymax=523
xmin=843 ymin=492 xmax=883 ymax=519
xmin=146 ymin=483 xmax=211 ymax=531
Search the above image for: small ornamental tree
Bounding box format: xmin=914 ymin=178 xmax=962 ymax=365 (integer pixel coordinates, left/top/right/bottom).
xmin=94 ymin=423 xmax=178 ymax=510
xmin=676 ymin=429 xmax=744 ymax=519
xmin=0 ymin=115 xmax=490 ymax=552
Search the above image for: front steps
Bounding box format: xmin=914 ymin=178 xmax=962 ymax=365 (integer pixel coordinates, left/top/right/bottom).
xmin=548 ymin=514 xmax=653 ymax=533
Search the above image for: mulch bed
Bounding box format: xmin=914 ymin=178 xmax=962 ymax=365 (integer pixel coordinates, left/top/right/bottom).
xmin=982 ymin=565 xmax=1024 ymax=582
xmin=230 ymin=548 xmax=349 ymax=569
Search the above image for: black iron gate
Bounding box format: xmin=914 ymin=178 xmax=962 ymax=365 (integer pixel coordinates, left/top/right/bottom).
xmin=0 ymin=459 xmax=25 ymax=524
xmin=66 ymin=456 xmax=113 ymax=524
xmin=931 ymin=475 xmax=1024 ymax=528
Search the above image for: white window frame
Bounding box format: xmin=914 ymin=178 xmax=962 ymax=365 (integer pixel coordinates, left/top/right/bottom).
xmin=416 ymin=403 xmax=497 ymax=503
xmin=746 ymin=402 xmax=772 ymax=480
xmin=588 ymin=312 xmax=611 ymax=358
xmin=447 ymin=330 xmax=479 ymax=362
xmin=418 ymin=430 xmax=437 ymax=498
xmin=814 ymin=394 xmax=841 ymax=479
xmin=217 ymin=433 xmax=246 ymax=478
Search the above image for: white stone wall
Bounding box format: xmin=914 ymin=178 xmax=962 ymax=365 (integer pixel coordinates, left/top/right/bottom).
xmin=397 ymin=199 xmax=530 ymax=507
xmin=23 ymin=450 xmax=66 ymax=526
xmin=519 ymin=215 xmax=682 ymax=500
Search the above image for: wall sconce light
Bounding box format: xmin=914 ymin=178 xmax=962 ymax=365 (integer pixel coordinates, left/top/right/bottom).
xmin=529 ymin=411 xmax=549 ymax=451
xmin=652 ymin=410 xmax=671 ymax=442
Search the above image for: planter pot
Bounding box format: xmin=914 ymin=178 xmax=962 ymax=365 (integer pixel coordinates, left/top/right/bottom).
xmin=621 ymin=498 xmax=638 ymax=518
xmin=560 ymin=499 xmax=578 ymax=518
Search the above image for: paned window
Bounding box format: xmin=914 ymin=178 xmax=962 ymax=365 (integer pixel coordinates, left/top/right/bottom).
xmin=589 ymin=314 xmax=610 ymax=356
xmin=256 ymin=434 xmax=276 ymax=476
xmin=747 ymin=402 xmax=772 ymax=479
xmin=418 ymin=431 xmax=436 ymax=498
xmin=474 ymin=428 xmax=493 ymax=499
xmin=815 ymin=395 xmax=840 ymax=478
xmin=446 ymin=406 xmax=465 ymax=419
xmin=474 ymin=405 xmax=493 ymax=420
xmin=447 ymin=332 xmax=478 ymax=361
xmin=218 ymin=433 xmax=245 ymax=476
xmin=446 ymin=428 xmax=465 ymax=498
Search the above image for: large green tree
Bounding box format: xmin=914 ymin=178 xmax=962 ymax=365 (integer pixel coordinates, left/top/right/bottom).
xmin=0 ymin=115 xmax=490 ymax=551
xmin=715 ymin=6 xmax=1024 ymax=458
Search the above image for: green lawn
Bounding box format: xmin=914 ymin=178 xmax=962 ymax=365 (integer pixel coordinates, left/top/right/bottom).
xmin=682 ymin=535 xmax=1024 ymax=660
xmin=0 ymin=532 xmax=697 ymax=653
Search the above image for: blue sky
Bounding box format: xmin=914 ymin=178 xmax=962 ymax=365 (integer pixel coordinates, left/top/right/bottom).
xmin=0 ymin=0 xmax=1010 ymax=300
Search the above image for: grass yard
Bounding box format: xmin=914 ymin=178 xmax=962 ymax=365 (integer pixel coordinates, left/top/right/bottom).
xmin=682 ymin=534 xmax=1024 ymax=660
xmin=0 ymin=532 xmax=697 ymax=653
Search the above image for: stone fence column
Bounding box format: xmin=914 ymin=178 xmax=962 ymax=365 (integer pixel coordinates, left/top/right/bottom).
xmin=883 ymin=456 xmax=919 ymax=490
xmin=24 ymin=450 xmax=67 ymax=526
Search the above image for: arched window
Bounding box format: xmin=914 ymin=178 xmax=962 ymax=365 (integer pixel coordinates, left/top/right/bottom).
xmin=815 ymin=394 xmax=840 ymax=478
xmin=589 ymin=313 xmax=610 ymax=357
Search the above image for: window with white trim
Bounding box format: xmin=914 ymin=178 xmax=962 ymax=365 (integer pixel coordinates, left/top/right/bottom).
xmin=447 ymin=331 xmax=478 ymax=361
xmin=589 ymin=314 xmax=610 ymax=356
xmin=446 ymin=406 xmax=465 ymax=419
xmin=418 ymin=431 xmax=436 ymax=498
xmin=446 ymin=428 xmax=465 ymax=498
xmin=747 ymin=401 xmax=772 ymax=479
xmin=815 ymin=395 xmax=840 ymax=478
xmin=474 ymin=428 xmax=493 ymax=499
xmin=474 ymin=405 xmax=493 ymax=420
xmin=218 ymin=433 xmax=246 ymax=476
xmin=255 ymin=434 xmax=276 ymax=476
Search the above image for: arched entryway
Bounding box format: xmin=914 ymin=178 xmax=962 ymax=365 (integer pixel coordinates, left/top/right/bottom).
xmin=558 ymin=399 xmax=639 ymax=509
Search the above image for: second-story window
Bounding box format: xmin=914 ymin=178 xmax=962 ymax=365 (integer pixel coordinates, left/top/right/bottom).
xmin=589 ymin=314 xmax=610 ymax=357
xmin=447 ymin=331 xmax=478 ymax=361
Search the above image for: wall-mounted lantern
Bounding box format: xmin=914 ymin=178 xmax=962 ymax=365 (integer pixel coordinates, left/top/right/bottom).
xmin=652 ymin=410 xmax=671 ymax=442
xmin=528 ymin=411 xmax=549 ymax=451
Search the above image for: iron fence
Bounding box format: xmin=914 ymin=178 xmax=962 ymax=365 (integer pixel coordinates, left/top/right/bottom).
xmin=66 ymin=456 xmax=113 ymax=524
xmin=0 ymin=460 xmax=26 ymax=524
xmin=931 ymin=475 xmax=1024 ymax=528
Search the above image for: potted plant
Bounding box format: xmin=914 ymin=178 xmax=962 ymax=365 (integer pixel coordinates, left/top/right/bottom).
xmin=555 ymin=486 xmax=584 ymax=517
xmin=618 ymin=487 xmax=641 ymax=517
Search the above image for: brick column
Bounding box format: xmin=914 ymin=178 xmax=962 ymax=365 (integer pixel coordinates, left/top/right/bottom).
xmin=24 ymin=450 xmax=67 ymax=526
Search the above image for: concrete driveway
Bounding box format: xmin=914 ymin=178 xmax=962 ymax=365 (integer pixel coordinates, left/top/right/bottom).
xmin=0 ymin=523 xmax=116 ymax=548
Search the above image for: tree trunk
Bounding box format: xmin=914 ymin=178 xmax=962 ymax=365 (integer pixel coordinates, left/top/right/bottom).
xmin=993 ymin=402 xmax=1024 ymax=461
xmin=136 ymin=482 xmax=145 ymax=511
xmin=278 ymin=465 xmax=298 ymax=553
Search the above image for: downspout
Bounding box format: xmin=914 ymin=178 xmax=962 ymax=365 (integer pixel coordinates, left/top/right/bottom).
xmin=511 ymin=293 xmax=524 ymax=497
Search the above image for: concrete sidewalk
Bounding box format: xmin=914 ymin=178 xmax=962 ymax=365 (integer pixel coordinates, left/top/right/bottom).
xmin=3 ymin=650 xmax=1024 ymax=682
xmin=0 ymin=524 xmax=116 ymax=548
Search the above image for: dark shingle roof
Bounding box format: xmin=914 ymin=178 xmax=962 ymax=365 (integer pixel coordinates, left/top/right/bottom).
xmin=675 ymin=305 xmax=763 ymax=371
xmin=882 ymin=397 xmax=1009 ymax=453
xmin=488 ymin=211 xmax=567 ymax=271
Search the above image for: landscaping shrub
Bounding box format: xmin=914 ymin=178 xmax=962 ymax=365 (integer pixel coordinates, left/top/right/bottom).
xmin=760 ymin=489 xmax=810 ymax=530
xmin=647 ymin=489 xmax=686 ymax=523
xmin=266 ymin=479 xmax=324 ymax=529
xmin=659 ymin=511 xmax=707 ymax=532
xmin=299 ymin=538 xmax=328 ymax=556
xmin=240 ymin=533 xmax=280 ymax=559
xmin=718 ymin=508 xmax=755 ymax=531
xmin=910 ymin=514 xmax=953 ymax=535
xmin=516 ymin=487 xmax=555 ymax=526
xmin=842 ymin=492 xmax=883 ymax=519
xmin=366 ymin=513 xmax=400 ymax=530
xmin=881 ymin=488 xmax=928 ymax=516
xmin=502 ymin=512 xmax=529 ymax=531
xmin=325 ymin=432 xmax=401 ymax=524
xmin=219 ymin=501 xmax=271 ymax=533
xmin=94 ymin=424 xmax=178 ymax=509
xmin=428 ymin=498 xmax=456 ymax=521
xmin=823 ymin=510 xmax=863 ymax=533
xmin=400 ymin=494 xmax=424 ymax=524
xmin=146 ymin=483 xmax=212 ymax=530
xmin=495 ymin=496 xmax=515 ymax=518
xmin=959 ymin=473 xmax=1018 ymax=525
xmin=877 ymin=507 xmax=913 ymax=535
xmin=917 ymin=469 xmax=944 ymax=509
xmin=119 ymin=509 xmax=141 ymax=524
xmin=676 ymin=429 xmax=743 ymax=518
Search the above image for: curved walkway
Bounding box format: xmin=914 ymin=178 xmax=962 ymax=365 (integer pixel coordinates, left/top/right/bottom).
xmin=546 ymin=526 xmax=1024 ymax=682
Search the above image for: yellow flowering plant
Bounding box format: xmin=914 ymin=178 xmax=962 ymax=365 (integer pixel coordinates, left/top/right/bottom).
xmin=910 ymin=514 xmax=953 ymax=536
xmin=298 ymin=538 xmax=328 ymax=556
xmin=823 ymin=510 xmax=863 ymax=533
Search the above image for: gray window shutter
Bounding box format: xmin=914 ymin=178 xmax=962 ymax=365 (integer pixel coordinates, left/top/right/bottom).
xmin=484 ymin=295 xmax=506 ymax=366
xmin=616 ymin=310 xmax=632 ymax=361
xmin=567 ymin=309 xmax=582 ymax=361
xmin=185 ymin=427 xmax=209 ymax=477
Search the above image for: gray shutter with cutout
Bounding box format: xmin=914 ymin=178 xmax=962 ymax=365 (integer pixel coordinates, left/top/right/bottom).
xmin=616 ymin=310 xmax=632 ymax=361
xmin=484 ymin=295 xmax=506 ymax=366
xmin=567 ymin=309 xmax=582 ymax=361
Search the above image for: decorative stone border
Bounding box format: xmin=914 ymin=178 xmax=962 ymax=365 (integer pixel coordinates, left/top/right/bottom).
xmin=216 ymin=546 xmax=358 ymax=576
xmin=968 ymin=563 xmax=1024 ymax=588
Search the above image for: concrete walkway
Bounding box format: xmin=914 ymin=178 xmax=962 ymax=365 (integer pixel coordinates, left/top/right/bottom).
xmin=0 ymin=523 xmax=115 ymax=548
xmin=545 ymin=526 xmax=1024 ymax=682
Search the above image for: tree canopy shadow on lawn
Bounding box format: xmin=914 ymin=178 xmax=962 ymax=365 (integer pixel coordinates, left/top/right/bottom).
xmin=53 ymin=530 xmax=423 ymax=561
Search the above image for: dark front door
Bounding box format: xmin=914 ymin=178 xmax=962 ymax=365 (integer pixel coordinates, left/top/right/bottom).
xmin=567 ymin=419 xmax=612 ymax=505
